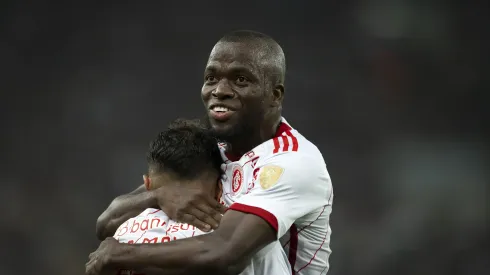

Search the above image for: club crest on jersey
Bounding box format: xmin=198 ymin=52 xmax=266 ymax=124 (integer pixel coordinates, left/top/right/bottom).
xmin=259 ymin=165 xmax=284 ymax=190
xmin=232 ymin=165 xmax=244 ymax=194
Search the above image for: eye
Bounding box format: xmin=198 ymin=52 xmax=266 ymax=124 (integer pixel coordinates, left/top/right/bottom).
xmin=205 ymin=75 xmax=218 ymax=83
xmin=236 ymin=76 xmax=248 ymax=84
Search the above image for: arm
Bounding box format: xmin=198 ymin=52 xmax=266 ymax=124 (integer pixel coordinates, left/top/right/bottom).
xmin=88 ymin=153 xmax=330 ymax=275
xmin=90 ymin=210 xmax=275 ymax=275
xmin=96 ymin=185 xmax=156 ymax=240
xmin=96 ymin=182 xmax=227 ymax=240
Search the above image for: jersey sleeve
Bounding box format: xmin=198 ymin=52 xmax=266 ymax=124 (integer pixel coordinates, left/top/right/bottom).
xmin=228 ymin=152 xmax=332 ymax=238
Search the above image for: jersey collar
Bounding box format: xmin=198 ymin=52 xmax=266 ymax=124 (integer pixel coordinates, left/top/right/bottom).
xmin=225 ymin=117 xmax=291 ymax=161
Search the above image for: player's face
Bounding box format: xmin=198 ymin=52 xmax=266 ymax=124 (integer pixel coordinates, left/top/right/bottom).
xmin=201 ymin=42 xmax=268 ymax=140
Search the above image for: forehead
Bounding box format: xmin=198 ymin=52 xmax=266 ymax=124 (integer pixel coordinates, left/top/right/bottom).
xmin=205 ymin=42 xmax=262 ymax=73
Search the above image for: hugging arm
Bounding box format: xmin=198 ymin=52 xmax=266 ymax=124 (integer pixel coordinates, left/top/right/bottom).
xmin=87 ymin=210 xmax=276 ymax=275
xmin=96 ymin=184 xmax=155 ymax=240
xmin=96 ymin=182 xmax=227 ymax=240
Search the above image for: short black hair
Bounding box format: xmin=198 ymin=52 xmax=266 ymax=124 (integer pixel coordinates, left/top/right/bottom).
xmin=147 ymin=119 xmax=222 ymax=179
xmin=218 ymin=30 xmax=286 ymax=84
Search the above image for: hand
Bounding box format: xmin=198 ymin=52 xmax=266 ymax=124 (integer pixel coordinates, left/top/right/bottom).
xmin=153 ymin=184 xmax=227 ymax=232
xmin=86 ymin=237 xmax=119 ymax=275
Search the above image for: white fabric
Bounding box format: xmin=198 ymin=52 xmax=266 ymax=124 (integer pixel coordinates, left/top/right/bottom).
xmin=220 ymin=117 xmax=333 ymax=274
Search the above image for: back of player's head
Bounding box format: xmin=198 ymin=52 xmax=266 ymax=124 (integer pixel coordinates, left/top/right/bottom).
xmin=217 ymin=30 xmax=286 ymax=85
xmin=147 ymin=119 xmax=222 ymax=180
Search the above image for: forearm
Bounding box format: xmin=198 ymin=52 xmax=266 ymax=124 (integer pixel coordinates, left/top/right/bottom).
xmin=96 ymin=185 xmax=157 ymax=240
xmin=110 ymin=234 xmax=233 ymax=275
xmin=132 ymin=267 xmax=205 ymax=275
xmin=119 ymin=267 xmax=187 ymax=275
xmin=89 ymin=211 xmax=275 ymax=275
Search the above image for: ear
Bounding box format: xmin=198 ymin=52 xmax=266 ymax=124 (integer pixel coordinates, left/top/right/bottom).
xmin=143 ymin=174 xmax=151 ymax=190
xmin=270 ymin=84 xmax=284 ymax=107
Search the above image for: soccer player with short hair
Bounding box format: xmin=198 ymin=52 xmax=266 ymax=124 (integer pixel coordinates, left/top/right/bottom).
xmin=88 ymin=30 xmax=333 ymax=275
xmin=113 ymin=119 xmax=290 ymax=275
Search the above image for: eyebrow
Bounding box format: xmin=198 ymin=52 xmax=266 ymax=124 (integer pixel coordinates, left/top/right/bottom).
xmin=204 ymin=63 xmax=256 ymax=76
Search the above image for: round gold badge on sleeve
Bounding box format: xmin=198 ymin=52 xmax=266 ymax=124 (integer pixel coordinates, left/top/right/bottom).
xmin=259 ymin=165 xmax=284 ymax=190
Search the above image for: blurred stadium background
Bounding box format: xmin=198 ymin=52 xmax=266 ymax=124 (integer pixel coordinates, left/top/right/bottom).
xmin=0 ymin=1 xmax=488 ymax=275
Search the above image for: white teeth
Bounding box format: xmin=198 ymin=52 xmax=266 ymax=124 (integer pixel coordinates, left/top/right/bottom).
xmin=213 ymin=106 xmax=229 ymax=112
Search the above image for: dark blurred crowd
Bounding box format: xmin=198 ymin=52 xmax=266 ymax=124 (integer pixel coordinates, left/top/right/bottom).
xmin=1 ymin=1 xmax=487 ymax=275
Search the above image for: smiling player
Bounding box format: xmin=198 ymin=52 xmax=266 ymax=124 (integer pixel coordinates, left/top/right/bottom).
xmin=88 ymin=30 xmax=333 ymax=275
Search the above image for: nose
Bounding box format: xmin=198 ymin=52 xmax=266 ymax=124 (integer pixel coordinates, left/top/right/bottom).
xmin=212 ymin=80 xmax=235 ymax=100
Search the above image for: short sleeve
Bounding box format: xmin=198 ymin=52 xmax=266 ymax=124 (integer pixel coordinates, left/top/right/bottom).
xmin=228 ymin=153 xmax=332 ymax=238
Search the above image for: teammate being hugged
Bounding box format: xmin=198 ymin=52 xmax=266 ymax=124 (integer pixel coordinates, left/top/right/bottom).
xmin=115 ymin=118 xmax=224 ymax=247
xmin=88 ymin=30 xmax=333 ymax=275
xmin=110 ymin=119 xmax=291 ymax=275
xmin=113 ymin=119 xmax=222 ymax=275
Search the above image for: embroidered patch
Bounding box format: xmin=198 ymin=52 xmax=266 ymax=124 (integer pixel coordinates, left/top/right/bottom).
xmin=259 ymin=165 xmax=284 ymax=189
xmin=232 ymin=165 xmax=243 ymax=194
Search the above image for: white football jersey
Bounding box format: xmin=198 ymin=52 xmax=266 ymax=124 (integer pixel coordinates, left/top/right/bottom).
xmin=220 ymin=117 xmax=333 ymax=275
xmin=114 ymin=207 xmax=291 ymax=275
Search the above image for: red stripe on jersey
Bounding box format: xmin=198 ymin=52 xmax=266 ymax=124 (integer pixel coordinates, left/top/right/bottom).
xmin=221 ymin=122 xmax=292 ymax=159
xmin=281 ymin=135 xmax=290 ymax=151
xmin=288 ymin=224 xmax=299 ymax=274
xmin=275 ymin=122 xmax=292 ymax=137
xmin=273 ymin=137 xmax=280 ymax=153
xmin=296 ymin=226 xmax=329 ymax=273
xmin=282 ymin=205 xmax=327 ymax=248
xmin=228 ymin=203 xmax=279 ymax=232
xmin=285 ymin=130 xmax=298 ymax=151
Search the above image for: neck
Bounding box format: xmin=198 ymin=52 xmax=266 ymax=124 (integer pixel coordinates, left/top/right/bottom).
xmin=228 ymin=116 xmax=281 ymax=156
xmin=150 ymin=170 xmax=218 ymax=199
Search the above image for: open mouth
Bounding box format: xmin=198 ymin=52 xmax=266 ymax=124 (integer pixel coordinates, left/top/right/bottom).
xmin=209 ymin=105 xmax=235 ymax=121
xmin=212 ymin=106 xmax=231 ymax=113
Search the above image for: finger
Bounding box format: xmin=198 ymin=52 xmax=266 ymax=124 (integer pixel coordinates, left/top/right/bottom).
xmin=189 ymin=205 xmax=222 ymax=229
xmin=216 ymin=203 xmax=228 ymax=214
xmin=180 ymin=213 xmax=213 ymax=232
xmin=189 ymin=203 xmax=222 ymax=229
xmin=203 ymin=194 xmax=228 ymax=214
xmin=199 ymin=195 xmax=227 ymax=220
xmin=85 ymin=259 xmax=95 ymax=275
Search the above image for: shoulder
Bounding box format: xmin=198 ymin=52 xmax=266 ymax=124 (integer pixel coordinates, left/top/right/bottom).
xmin=261 ymin=129 xmax=327 ymax=173
xmin=258 ymin=121 xmax=324 ymax=158
xmin=257 ymin=131 xmax=332 ymax=197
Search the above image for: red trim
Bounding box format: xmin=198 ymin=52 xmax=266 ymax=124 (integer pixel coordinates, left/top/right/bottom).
xmin=285 ymin=130 xmax=298 ymax=151
xmin=273 ymin=137 xmax=280 ymax=153
xmin=275 ymin=122 xmax=292 ymax=137
xmin=282 ymin=205 xmax=327 ymax=248
xmin=288 ymin=224 xmax=299 ymax=274
xmin=223 ymin=122 xmax=293 ymax=159
xmin=296 ymin=225 xmax=329 ymax=273
xmin=274 ymin=123 xmax=299 ymax=154
xmin=281 ymin=135 xmax=290 ymax=151
xmin=228 ymin=203 xmax=278 ymax=232
xmin=241 ymin=156 xmax=259 ymax=168
xmin=273 ymin=122 xmax=291 ymax=153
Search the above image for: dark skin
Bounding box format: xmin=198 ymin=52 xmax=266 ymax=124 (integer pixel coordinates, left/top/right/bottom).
xmin=95 ymin=178 xmax=226 ymax=240
xmin=87 ymin=41 xmax=285 ymax=275
xmin=204 ymin=42 xmax=284 ymax=156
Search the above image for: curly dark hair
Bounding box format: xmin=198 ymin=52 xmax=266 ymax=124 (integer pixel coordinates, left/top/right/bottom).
xmin=147 ymin=118 xmax=222 ymax=179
